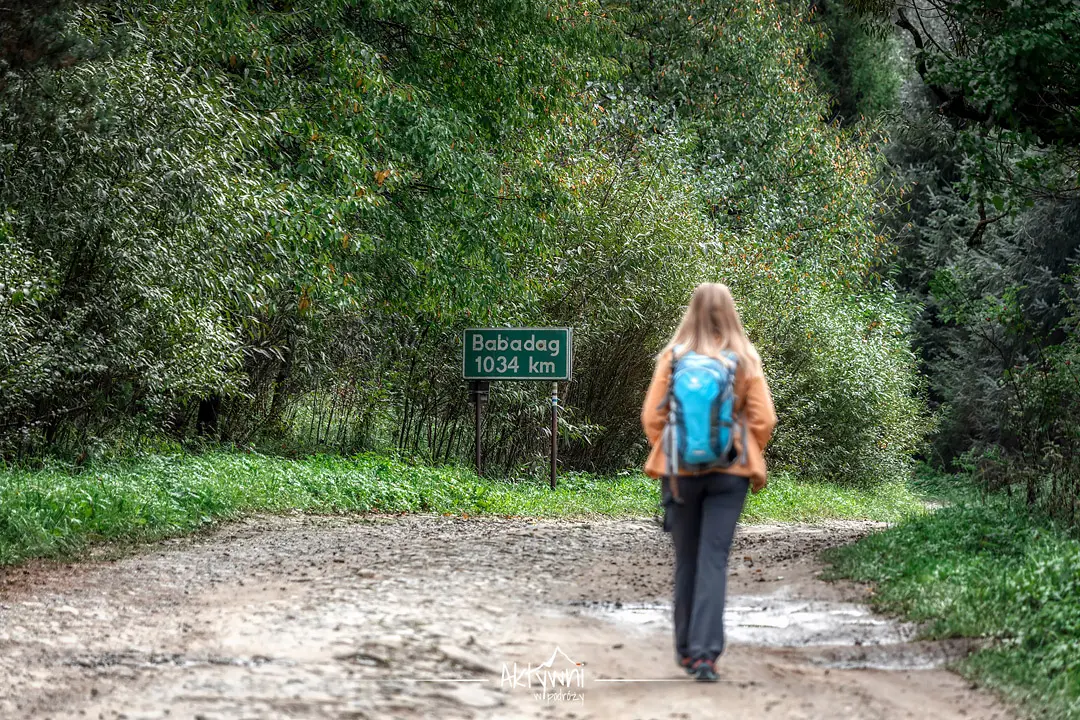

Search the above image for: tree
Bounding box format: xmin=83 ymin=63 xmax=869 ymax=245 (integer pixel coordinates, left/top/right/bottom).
xmin=0 ymin=0 xmax=926 ymax=487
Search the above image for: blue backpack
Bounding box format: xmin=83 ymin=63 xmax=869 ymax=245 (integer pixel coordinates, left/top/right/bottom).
xmin=662 ymin=347 xmax=745 ymax=477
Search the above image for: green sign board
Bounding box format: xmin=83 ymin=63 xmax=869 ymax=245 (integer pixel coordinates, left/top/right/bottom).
xmin=463 ymin=328 xmax=572 ymax=381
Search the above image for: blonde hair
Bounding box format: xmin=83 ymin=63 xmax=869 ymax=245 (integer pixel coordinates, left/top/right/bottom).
xmin=663 ymin=283 xmax=763 ymax=375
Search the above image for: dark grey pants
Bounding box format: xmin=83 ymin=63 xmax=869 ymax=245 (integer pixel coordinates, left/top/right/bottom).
xmin=665 ymin=473 xmax=749 ymax=662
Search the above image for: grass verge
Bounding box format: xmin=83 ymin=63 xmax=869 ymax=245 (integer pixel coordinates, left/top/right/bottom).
xmin=1 ymin=452 xmax=923 ymax=566
xmin=826 ymin=499 xmax=1080 ymax=719
xmin=743 ymin=470 xmax=922 ymax=523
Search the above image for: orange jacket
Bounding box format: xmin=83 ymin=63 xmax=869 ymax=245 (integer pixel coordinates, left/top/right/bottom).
xmin=641 ymin=349 xmax=777 ymax=493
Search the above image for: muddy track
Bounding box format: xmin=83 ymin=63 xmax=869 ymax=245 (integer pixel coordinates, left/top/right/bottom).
xmin=0 ymin=515 xmax=1012 ymax=719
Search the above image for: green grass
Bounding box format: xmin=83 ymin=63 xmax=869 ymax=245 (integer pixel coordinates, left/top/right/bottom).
xmin=743 ymin=470 xmax=923 ymax=523
xmin=0 ymin=451 xmax=923 ymax=566
xmin=826 ymin=499 xmax=1080 ymax=719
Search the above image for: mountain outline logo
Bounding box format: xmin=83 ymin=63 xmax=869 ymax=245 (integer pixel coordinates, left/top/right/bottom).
xmin=500 ymin=645 xmax=586 ymax=695
xmin=536 ymin=646 xmax=585 ymax=670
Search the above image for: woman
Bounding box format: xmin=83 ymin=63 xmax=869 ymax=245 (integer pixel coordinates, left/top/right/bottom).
xmin=641 ymin=283 xmax=777 ymax=682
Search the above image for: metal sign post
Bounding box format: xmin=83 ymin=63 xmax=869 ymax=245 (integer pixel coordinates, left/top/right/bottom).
xmin=469 ymin=380 xmax=490 ymax=476
xmin=550 ymin=382 xmax=558 ymax=489
xmin=463 ymin=328 xmax=572 ymax=488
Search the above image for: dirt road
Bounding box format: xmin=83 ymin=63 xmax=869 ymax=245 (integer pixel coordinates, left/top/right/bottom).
xmin=0 ymin=515 xmax=1012 ymax=719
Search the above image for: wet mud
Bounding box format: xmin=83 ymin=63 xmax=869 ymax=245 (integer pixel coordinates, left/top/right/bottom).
xmin=0 ymin=515 xmax=1013 ymax=719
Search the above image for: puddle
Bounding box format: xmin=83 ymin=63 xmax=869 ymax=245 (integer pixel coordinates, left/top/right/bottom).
xmin=727 ymin=596 xmax=916 ymax=647
xmin=578 ymin=594 xmax=988 ymax=670
xmin=571 ymin=593 xmax=983 ymax=670
xmin=579 ymin=594 xmax=916 ymax=648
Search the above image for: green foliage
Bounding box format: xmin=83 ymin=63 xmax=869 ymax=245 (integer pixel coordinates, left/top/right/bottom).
xmin=0 ymin=0 xmax=926 ymax=488
xmin=0 ymin=10 xmax=263 ymax=450
xmin=827 ymin=498 xmax=1080 ymax=718
xmin=831 ymin=0 xmax=1080 ymax=525
xmin=812 ymin=0 xmax=903 ymax=124
xmin=847 ymin=0 xmax=1080 ymax=159
xmin=537 ymin=0 xmax=928 ymax=479
xmin=918 ymin=0 xmax=1080 ymax=149
xmin=742 ymin=282 xmax=926 ymax=484
xmin=889 ymin=155 xmax=1080 ymax=521
xmin=0 ymin=0 xmax=85 ymax=76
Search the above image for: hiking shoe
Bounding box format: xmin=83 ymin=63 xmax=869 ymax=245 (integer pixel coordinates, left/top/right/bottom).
xmin=691 ymin=658 xmax=719 ymax=682
xmin=678 ymin=656 xmax=694 ymax=674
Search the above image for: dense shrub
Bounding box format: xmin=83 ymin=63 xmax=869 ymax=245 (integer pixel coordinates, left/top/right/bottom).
xmin=0 ymin=0 xmax=926 ymax=484
xmin=0 ymin=19 xmax=260 ymax=452
xmin=818 ymin=0 xmax=1080 ymax=520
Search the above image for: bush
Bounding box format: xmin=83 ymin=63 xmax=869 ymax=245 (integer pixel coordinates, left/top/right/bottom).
xmin=744 ymin=283 xmax=927 ymax=484
xmin=0 ymin=0 xmax=927 ymax=489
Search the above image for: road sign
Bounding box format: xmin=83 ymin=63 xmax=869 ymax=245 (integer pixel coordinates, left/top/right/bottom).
xmin=463 ymin=328 xmax=572 ymax=381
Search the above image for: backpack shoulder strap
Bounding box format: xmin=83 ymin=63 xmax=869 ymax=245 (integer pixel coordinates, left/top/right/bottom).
xmin=656 ymin=346 xmax=683 ymax=412
xmin=661 ymin=347 xmax=681 ymax=484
